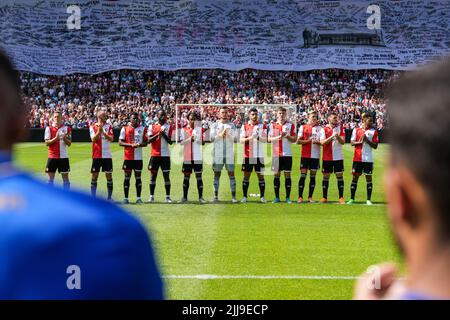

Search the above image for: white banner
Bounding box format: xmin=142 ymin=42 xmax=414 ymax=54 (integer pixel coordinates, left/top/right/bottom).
xmin=1 ymin=0 xmax=449 ymax=75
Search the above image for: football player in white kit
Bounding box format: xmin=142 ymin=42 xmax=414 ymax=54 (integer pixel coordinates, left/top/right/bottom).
xmin=210 ymin=107 xmax=238 ymax=203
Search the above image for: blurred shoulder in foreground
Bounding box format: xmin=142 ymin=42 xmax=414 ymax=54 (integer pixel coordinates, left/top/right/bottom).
xmin=0 ymin=166 xmax=163 ymax=299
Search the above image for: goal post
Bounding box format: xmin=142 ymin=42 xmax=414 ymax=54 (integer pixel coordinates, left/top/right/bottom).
xmin=174 ymin=104 xmax=297 ymax=143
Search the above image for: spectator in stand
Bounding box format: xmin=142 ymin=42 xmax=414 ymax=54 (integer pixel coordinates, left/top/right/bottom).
xmin=21 ymin=69 xmax=394 ymax=131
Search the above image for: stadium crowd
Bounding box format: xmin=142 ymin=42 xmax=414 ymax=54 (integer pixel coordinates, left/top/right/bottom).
xmin=22 ymin=69 xmax=398 ymax=130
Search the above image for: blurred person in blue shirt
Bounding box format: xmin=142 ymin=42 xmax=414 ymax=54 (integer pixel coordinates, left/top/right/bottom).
xmin=0 ymin=50 xmax=163 ymax=299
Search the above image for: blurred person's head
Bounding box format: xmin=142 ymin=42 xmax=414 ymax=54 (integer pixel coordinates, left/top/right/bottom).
xmin=276 ymin=106 xmax=286 ymax=123
xmin=97 ymin=110 xmax=107 ymax=123
xmin=249 ymin=108 xmax=258 ymax=123
xmin=327 ymin=112 xmax=338 ymax=127
xmin=219 ymin=107 xmax=229 ymax=122
xmin=0 ymin=50 xmax=26 ymax=151
xmin=188 ymin=111 xmax=200 ymax=128
xmin=129 ymin=112 xmax=139 ymax=128
xmin=362 ymin=112 xmax=373 ymax=129
xmin=157 ymin=110 xmax=167 ymax=124
xmin=385 ymin=57 xmax=450 ymax=297
xmin=308 ymin=110 xmax=318 ymax=126
xmin=52 ymin=111 xmax=62 ymax=127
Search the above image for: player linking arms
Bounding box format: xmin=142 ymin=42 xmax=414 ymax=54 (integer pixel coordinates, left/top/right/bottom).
xmin=211 ymin=107 xmax=238 ymax=203
xmin=239 ymin=107 xmax=267 ymax=203
xmin=89 ymin=110 xmax=114 ymax=200
xmin=296 ymin=110 xmax=323 ymax=203
xmin=119 ymin=112 xmax=148 ymax=204
xmin=348 ymin=113 xmax=378 ymax=205
xmin=179 ymin=112 xmax=207 ymax=203
xmin=320 ymin=112 xmax=346 ymax=204
xmin=44 ymin=111 xmax=72 ymax=190
xmin=268 ymin=107 xmax=297 ymax=203
xmin=147 ymin=110 xmax=173 ymax=203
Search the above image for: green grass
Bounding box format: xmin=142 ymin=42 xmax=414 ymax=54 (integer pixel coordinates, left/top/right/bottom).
xmin=13 ymin=142 xmax=400 ymax=300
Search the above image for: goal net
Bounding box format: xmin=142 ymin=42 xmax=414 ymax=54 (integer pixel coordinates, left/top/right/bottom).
xmin=174 ymin=104 xmax=297 ymax=143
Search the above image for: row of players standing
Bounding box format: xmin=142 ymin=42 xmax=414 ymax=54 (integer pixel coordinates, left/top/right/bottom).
xmin=44 ymin=106 xmax=378 ymax=204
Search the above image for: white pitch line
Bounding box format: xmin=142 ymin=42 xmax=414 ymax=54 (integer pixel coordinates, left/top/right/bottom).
xmin=163 ymin=275 xmax=359 ymax=280
xmin=333 ymin=203 xmax=386 ymax=206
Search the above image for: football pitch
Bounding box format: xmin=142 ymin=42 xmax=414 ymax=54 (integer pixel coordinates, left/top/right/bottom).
xmin=13 ymin=142 xmax=400 ymax=299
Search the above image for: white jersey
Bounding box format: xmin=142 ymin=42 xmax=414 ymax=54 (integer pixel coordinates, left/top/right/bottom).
xmin=90 ymin=123 xmax=113 ymax=159
xmin=147 ymin=123 xmax=172 ymax=157
xmin=268 ymin=121 xmax=296 ymax=157
xmin=351 ymin=127 xmax=379 ymax=163
xmin=180 ymin=125 xmax=204 ymax=162
xmin=119 ymin=125 xmax=147 ymax=161
xmin=321 ymin=125 xmax=346 ymax=161
xmin=298 ymin=124 xmax=323 ymax=159
xmin=210 ymin=121 xmax=237 ymax=164
xmin=44 ymin=125 xmax=71 ymax=159
xmin=240 ymin=122 xmax=267 ymax=159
